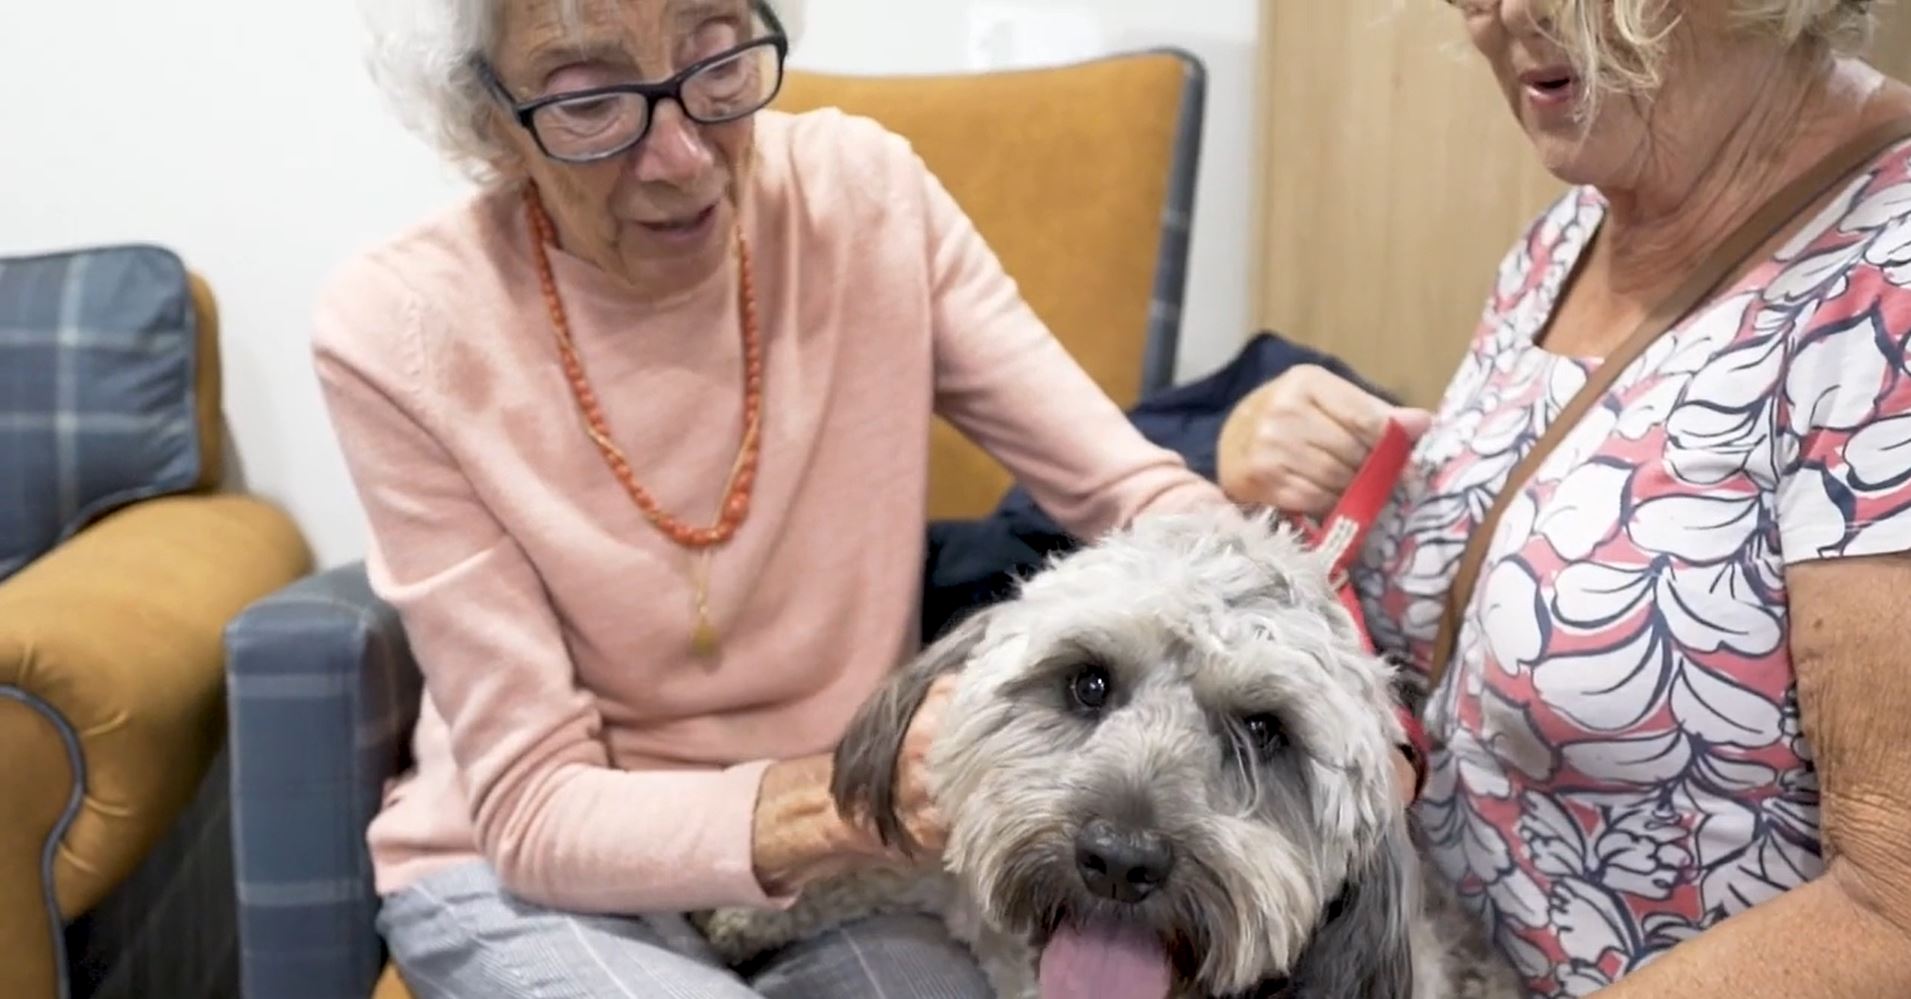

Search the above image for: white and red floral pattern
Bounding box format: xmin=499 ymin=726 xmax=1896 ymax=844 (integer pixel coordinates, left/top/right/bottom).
xmin=1351 ymin=140 xmax=1911 ymax=998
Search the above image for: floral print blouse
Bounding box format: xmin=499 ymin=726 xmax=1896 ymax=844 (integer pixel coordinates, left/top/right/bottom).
xmin=1351 ymin=139 xmax=1911 ymax=997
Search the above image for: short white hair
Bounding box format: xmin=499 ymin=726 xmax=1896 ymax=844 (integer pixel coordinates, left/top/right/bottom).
xmin=357 ymin=0 xmax=800 ymax=185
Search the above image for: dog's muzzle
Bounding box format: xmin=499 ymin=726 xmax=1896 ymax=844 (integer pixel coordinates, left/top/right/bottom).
xmin=1038 ymin=818 xmax=1184 ymax=999
xmin=1075 ymin=819 xmax=1175 ymax=905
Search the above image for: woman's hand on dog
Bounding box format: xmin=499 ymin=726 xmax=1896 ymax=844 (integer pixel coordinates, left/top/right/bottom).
xmin=750 ymin=671 xmax=954 ymax=896
xmin=785 ymin=673 xmax=957 ymax=882
xmin=751 ymin=684 xmax=953 ymax=899
xmin=881 ymin=673 xmax=959 ymax=859
xmin=1218 ymin=364 xmax=1433 ymax=516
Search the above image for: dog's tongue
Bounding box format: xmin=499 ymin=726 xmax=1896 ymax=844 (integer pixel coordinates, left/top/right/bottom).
xmin=1038 ymin=918 xmax=1172 ymax=999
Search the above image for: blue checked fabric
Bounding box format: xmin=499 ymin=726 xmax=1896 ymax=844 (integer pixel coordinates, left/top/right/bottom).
xmin=224 ymin=563 xmax=422 ymax=999
xmin=0 ymin=244 xmax=209 ymax=581
xmin=1139 ymin=47 xmax=1204 ymax=399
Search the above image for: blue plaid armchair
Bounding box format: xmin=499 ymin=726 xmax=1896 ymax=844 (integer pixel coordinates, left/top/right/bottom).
xmin=222 ymin=564 xmax=418 ymax=999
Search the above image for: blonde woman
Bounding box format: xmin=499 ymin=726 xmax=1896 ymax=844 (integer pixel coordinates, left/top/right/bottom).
xmin=1220 ymin=1 xmax=1911 ymax=996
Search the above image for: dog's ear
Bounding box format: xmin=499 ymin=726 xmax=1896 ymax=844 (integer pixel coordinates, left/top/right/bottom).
xmin=1287 ymin=818 xmax=1419 ymax=998
xmin=830 ymin=605 xmax=997 ymax=857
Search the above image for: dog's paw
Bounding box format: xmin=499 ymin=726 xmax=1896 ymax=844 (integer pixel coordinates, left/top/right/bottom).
xmin=690 ymin=907 xmax=800 ymax=967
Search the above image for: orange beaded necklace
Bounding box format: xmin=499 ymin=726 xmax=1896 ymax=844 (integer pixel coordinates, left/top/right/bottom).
xmin=522 ymin=184 xmax=763 ymax=657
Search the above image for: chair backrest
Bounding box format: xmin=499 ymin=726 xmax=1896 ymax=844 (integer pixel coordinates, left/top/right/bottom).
xmin=773 ymin=49 xmax=1206 ymax=519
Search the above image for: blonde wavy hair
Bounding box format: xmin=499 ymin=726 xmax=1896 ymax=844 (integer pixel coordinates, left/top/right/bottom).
xmin=1542 ymin=0 xmax=1880 ymax=112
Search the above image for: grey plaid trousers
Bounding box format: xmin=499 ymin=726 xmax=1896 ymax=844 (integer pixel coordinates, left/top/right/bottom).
xmin=376 ymin=861 xmax=992 ymax=998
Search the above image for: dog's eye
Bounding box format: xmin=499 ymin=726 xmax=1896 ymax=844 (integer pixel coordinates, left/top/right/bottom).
xmin=1242 ymin=714 xmax=1286 ymax=757
xmin=1066 ymin=664 xmax=1111 ymax=713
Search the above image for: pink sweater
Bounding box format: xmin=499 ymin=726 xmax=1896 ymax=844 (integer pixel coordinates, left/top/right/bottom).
xmin=312 ymin=107 xmax=1225 ymax=914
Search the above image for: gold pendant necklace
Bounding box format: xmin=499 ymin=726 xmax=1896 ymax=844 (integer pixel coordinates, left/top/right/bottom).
xmin=690 ymin=548 xmax=720 ymax=659
xmin=686 ymin=392 xmax=762 ymax=661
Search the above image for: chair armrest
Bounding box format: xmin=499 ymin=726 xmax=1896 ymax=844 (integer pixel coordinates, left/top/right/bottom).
xmin=0 ymin=493 xmax=310 ymax=999
xmin=224 ymin=561 xmax=422 ymax=999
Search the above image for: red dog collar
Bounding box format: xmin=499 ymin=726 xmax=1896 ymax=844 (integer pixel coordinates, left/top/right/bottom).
xmin=1290 ymin=418 xmax=1429 ymax=801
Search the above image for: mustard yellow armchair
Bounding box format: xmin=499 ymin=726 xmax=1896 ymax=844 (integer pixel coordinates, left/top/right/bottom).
xmin=0 ymin=248 xmax=312 ymax=999
xmin=774 ymin=47 xmax=1206 ymax=518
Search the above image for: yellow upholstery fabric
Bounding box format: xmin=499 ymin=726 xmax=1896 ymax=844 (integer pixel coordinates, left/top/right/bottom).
xmin=0 ymin=493 xmax=311 ymax=997
xmin=373 ymin=963 xmax=411 ymax=999
xmin=773 ymin=53 xmax=1196 ymax=518
xmin=0 ymin=693 xmax=78 ymax=999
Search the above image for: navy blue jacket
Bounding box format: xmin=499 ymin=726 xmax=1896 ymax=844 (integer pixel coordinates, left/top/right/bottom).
xmin=918 ymin=332 xmax=1387 ymax=643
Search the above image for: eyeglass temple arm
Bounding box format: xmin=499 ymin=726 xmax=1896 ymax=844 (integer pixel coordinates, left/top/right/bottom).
xmin=753 ymin=0 xmax=786 ymax=39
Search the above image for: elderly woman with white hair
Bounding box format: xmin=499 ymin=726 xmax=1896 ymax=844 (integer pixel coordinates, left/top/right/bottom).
xmin=309 ymin=0 xmax=1285 ymax=996
xmin=1223 ymin=0 xmax=1911 ymax=996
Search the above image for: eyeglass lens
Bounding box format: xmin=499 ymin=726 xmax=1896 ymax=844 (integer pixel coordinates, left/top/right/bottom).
xmin=532 ymin=42 xmax=782 ymax=160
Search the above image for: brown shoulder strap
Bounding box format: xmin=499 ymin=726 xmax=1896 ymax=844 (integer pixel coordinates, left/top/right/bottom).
xmin=1425 ymin=114 xmax=1911 ymax=690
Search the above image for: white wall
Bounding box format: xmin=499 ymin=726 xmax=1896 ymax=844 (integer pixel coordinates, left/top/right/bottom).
xmin=0 ymin=1 xmax=1259 ymax=570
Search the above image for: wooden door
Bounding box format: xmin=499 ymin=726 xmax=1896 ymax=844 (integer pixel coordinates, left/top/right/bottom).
xmin=1251 ymin=1 xmax=1911 ymax=409
xmin=1877 ymin=9 xmax=1911 ymax=80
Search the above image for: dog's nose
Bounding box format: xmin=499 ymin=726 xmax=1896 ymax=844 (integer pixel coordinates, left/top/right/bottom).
xmin=1074 ymin=819 xmax=1175 ymax=904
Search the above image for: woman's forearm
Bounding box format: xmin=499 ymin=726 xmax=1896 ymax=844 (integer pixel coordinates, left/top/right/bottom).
xmin=1595 ymin=864 xmax=1911 ymax=998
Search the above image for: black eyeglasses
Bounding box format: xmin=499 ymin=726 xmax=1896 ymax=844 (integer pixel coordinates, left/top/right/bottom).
xmin=477 ymin=0 xmax=789 ymax=164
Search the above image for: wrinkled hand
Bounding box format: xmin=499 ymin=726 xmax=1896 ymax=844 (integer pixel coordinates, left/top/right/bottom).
xmin=885 ymin=674 xmax=960 ymax=859
xmin=1217 ymin=365 xmax=1433 ymax=517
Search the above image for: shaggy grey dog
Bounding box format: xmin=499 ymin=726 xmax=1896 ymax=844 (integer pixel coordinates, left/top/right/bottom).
xmin=696 ymin=509 xmax=1519 ymax=999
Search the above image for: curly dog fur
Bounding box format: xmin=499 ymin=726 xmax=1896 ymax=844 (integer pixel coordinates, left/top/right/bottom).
xmin=695 ymin=509 xmax=1521 ymax=999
